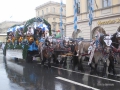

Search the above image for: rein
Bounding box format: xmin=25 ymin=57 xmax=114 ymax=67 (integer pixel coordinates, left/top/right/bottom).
xmin=112 ymin=42 xmax=120 ymax=45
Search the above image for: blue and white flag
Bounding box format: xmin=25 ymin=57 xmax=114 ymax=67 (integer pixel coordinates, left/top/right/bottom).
xmin=20 ymin=25 xmax=24 ymax=30
xmin=60 ymin=0 xmax=63 ymax=37
xmin=15 ymin=26 xmax=20 ymax=31
xmin=34 ymin=22 xmax=37 ymax=29
xmin=88 ymin=0 xmax=94 ymax=26
xmin=8 ymin=28 xmax=15 ymax=32
xmin=37 ymin=23 xmax=49 ymax=31
xmin=37 ymin=24 xmax=43 ymax=29
xmin=74 ymin=0 xmax=78 ymax=31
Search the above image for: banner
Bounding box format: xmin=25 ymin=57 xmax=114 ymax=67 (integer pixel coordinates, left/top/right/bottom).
xmin=74 ymin=0 xmax=78 ymax=31
xmin=88 ymin=0 xmax=94 ymax=26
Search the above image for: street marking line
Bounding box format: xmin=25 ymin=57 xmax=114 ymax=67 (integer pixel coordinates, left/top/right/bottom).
xmin=56 ymin=77 xmax=100 ymax=90
xmin=37 ymin=63 xmax=120 ymax=83
xmin=52 ymin=66 xmax=120 ymax=83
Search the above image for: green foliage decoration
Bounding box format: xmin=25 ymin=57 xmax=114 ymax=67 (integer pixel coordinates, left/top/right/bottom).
xmin=5 ymin=17 xmax=51 ymax=60
xmin=23 ymin=17 xmax=36 ymax=33
xmin=43 ymin=19 xmax=51 ymax=35
xmin=23 ymin=17 xmax=51 ymax=34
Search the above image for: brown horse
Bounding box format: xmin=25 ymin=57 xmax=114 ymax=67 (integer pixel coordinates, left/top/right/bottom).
xmin=38 ymin=37 xmax=54 ymax=67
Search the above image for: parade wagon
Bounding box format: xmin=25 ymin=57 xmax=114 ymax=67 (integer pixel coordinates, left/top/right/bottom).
xmin=4 ymin=17 xmax=51 ymax=62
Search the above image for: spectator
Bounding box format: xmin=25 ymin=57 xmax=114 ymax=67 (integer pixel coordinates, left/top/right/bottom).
xmin=27 ymin=26 xmax=34 ymax=36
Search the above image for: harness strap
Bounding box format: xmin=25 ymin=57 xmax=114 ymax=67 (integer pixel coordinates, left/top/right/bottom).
xmin=80 ymin=53 xmax=91 ymax=56
xmin=112 ymin=42 xmax=120 ymax=45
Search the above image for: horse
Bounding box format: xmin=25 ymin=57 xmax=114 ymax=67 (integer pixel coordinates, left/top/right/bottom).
xmin=77 ymin=33 xmax=113 ymax=76
xmin=111 ymin=30 xmax=120 ymax=61
xmin=109 ymin=28 xmax=120 ymax=75
xmin=51 ymin=39 xmax=69 ymax=65
xmin=45 ymin=37 xmax=72 ymax=66
xmin=37 ymin=36 xmax=54 ymax=67
xmin=94 ymin=34 xmax=113 ymax=76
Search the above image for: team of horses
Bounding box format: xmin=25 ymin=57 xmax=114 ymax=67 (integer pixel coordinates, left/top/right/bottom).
xmin=32 ymin=27 xmax=120 ymax=77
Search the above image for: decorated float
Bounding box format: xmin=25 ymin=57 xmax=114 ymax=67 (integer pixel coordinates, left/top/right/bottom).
xmin=4 ymin=17 xmax=51 ymax=62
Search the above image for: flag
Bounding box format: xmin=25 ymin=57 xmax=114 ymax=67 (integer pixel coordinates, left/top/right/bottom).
xmin=60 ymin=0 xmax=63 ymax=37
xmin=88 ymin=0 xmax=94 ymax=26
xmin=74 ymin=0 xmax=78 ymax=31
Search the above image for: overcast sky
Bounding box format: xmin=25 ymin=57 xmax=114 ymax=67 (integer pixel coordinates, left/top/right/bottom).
xmin=0 ymin=0 xmax=66 ymax=23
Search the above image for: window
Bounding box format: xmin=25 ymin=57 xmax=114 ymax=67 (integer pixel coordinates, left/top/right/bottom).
xmin=77 ymin=1 xmax=80 ymax=14
xmin=87 ymin=0 xmax=89 ymax=12
xmin=46 ymin=8 xmax=48 ymax=13
xmin=53 ymin=7 xmax=55 ymax=13
xmin=103 ymin=0 xmax=111 ymax=8
xmin=65 ymin=9 xmax=66 ymax=14
xmin=53 ymin=18 xmax=56 ymax=21
xmin=53 ymin=24 xmax=56 ymax=30
xmin=38 ymin=11 xmax=39 ymax=16
xmin=42 ymin=10 xmax=44 ymax=16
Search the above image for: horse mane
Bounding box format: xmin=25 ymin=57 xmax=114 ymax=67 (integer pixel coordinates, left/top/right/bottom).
xmin=99 ymin=34 xmax=109 ymax=48
xmin=111 ymin=33 xmax=119 ymax=48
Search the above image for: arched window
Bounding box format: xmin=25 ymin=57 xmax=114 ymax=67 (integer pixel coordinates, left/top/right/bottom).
xmin=103 ymin=0 xmax=111 ymax=8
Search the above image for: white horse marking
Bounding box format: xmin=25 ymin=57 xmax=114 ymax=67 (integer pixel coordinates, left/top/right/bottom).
xmin=104 ymin=36 xmax=112 ymax=47
xmin=88 ymin=45 xmax=96 ymax=65
xmin=78 ymin=41 xmax=82 ymax=45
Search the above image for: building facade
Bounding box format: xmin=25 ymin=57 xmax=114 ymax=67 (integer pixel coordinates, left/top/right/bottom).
xmin=66 ymin=0 xmax=120 ymax=39
xmin=0 ymin=21 xmax=22 ymax=42
xmin=35 ymin=1 xmax=66 ymax=36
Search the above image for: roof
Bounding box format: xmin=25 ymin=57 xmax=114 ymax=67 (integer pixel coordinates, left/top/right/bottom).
xmin=35 ymin=1 xmax=66 ymax=10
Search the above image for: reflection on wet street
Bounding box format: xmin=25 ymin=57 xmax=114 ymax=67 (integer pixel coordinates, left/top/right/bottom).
xmin=0 ymin=51 xmax=120 ymax=90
